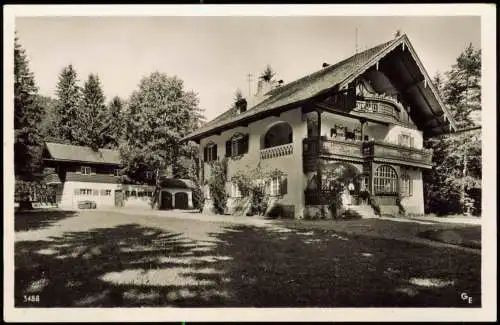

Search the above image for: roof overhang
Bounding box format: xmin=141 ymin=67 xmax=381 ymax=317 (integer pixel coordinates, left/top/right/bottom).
xmin=338 ymin=35 xmax=458 ymax=137
xmin=42 ymin=158 xmax=122 ymax=166
xmin=181 ymin=85 xmax=345 ymax=143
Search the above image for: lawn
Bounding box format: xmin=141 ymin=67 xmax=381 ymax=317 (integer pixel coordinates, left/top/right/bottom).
xmin=14 ymin=210 xmax=481 ymax=307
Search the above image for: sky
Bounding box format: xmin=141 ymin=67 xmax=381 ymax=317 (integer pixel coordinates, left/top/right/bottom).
xmin=16 ymin=16 xmax=481 ymax=122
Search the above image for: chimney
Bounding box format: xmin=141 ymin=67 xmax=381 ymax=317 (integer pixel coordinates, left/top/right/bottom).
xmin=322 ymin=62 xmax=330 ymax=68
xmin=236 ymin=97 xmax=247 ymax=113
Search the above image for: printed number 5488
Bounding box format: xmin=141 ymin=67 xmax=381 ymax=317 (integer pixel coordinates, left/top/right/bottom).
xmin=23 ymin=295 xmax=40 ymax=303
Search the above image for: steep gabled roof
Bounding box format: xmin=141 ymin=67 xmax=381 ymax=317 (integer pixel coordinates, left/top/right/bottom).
xmin=183 ymin=34 xmax=457 ymax=141
xmin=44 ymin=142 xmax=121 ymax=165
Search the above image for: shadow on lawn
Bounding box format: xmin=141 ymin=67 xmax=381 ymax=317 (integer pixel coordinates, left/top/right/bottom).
xmin=15 ymin=222 xmax=481 ymax=307
xmin=15 ymin=210 xmax=78 ymax=232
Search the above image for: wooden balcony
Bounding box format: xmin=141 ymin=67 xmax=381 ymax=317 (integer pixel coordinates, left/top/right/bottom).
xmin=352 ymin=94 xmax=405 ymax=123
xmin=260 ymin=143 xmax=293 ymax=160
xmin=303 ymin=137 xmax=433 ymax=171
xmin=362 ymin=141 xmax=433 ymax=169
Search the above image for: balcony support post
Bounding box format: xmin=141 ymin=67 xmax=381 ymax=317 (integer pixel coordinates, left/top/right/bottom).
xmin=315 ymin=109 xmax=323 ymax=195
xmin=360 ymin=118 xmax=366 ymax=141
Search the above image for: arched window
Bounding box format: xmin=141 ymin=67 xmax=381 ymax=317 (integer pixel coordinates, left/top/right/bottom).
xmin=374 ymin=165 xmax=398 ymax=195
xmin=263 ymin=122 xmax=293 ymax=149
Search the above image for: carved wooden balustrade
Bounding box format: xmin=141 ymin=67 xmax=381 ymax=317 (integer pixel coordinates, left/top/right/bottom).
xmin=260 ymin=143 xmax=294 ymax=160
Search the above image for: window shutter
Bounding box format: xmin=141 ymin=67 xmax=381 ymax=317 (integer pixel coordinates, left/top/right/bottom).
xmin=226 ymin=140 xmax=232 ymax=157
xmin=280 ymin=176 xmax=288 ymax=195
xmin=242 ymin=134 xmax=249 ymax=154
xmin=74 ymin=188 xmax=79 ymax=195
xmin=91 ymin=167 xmax=97 ymax=175
xmin=410 ymin=137 xmax=415 ymax=148
xmin=398 ymin=134 xmax=402 ymax=146
xmin=77 ymin=166 xmax=81 ymax=174
xmin=213 ymin=145 xmax=218 ymax=161
xmin=203 ymin=146 xmax=208 ymax=162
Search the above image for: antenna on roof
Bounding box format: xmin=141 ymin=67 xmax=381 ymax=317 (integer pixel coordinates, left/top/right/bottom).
xmin=355 ymin=27 xmax=359 ymax=54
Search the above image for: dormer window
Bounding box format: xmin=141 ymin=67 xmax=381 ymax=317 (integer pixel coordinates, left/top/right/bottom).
xmin=145 ymin=171 xmax=154 ymax=179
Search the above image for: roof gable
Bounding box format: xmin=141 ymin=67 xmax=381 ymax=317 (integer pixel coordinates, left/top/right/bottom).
xmin=183 ymin=34 xmax=457 ymax=141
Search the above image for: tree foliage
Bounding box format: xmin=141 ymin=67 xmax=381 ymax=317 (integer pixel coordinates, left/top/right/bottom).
xmin=424 ymin=43 xmax=482 ymax=216
xmin=207 ymin=158 xmax=228 ymax=215
xmin=54 ymin=64 xmax=81 ymax=143
xmin=443 ymin=43 xmax=481 ymax=128
xmin=101 ymin=96 xmax=125 ymax=149
xmin=120 ymin=72 xmax=204 ymax=201
xmin=14 ymin=35 xmax=45 ymax=181
xmin=424 ymin=130 xmax=481 ymax=216
xmin=259 ymin=65 xmax=276 ymax=82
xmin=78 ymin=74 xmax=109 ymax=149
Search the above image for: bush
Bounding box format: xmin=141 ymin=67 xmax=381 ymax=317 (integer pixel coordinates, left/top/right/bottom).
xmin=207 ymin=158 xmax=228 ymax=215
xmin=192 ymin=182 xmax=205 ymax=212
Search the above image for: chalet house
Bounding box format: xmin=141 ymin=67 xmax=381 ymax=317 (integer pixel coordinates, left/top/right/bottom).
xmin=42 ymin=142 xmax=194 ymax=210
xmin=182 ymin=34 xmax=457 ymax=218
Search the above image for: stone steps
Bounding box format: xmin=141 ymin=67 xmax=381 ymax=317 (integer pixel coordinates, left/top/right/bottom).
xmin=346 ymin=204 xmax=378 ymax=219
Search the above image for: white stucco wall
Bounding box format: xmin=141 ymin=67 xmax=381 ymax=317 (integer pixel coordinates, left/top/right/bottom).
xmin=60 ymin=181 xmax=120 ymax=210
xmin=400 ymin=168 xmax=425 ymax=215
xmin=200 ymin=107 xmax=307 ymax=217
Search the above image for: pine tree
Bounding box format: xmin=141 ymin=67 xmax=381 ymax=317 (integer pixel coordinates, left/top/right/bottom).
xmin=54 ymin=64 xmax=81 ymax=143
xmin=14 ymin=35 xmax=45 ymax=181
xmin=443 ymin=43 xmax=481 ymax=128
xmin=101 ymin=96 xmax=124 ymax=149
xmin=78 ymin=73 xmax=108 ymax=149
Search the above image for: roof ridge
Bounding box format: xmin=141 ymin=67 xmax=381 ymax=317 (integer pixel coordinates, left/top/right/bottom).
xmin=197 ymin=37 xmax=398 ymax=132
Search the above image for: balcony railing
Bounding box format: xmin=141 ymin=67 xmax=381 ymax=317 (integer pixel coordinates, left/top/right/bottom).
xmin=352 ymin=94 xmax=406 ymax=122
xmin=260 ymin=143 xmax=293 ymax=160
xmin=303 ymin=137 xmax=433 ymax=170
xmin=362 ymin=141 xmax=433 ymax=168
xmin=303 ymin=137 xmax=364 ymax=159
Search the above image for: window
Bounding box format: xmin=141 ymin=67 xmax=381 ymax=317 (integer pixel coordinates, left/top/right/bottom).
xmin=145 ymin=171 xmax=154 ymax=179
xmin=374 ymin=165 xmax=398 ymax=195
xmin=93 ymin=189 xmax=99 ymax=196
xmin=226 ymin=134 xmax=249 ymax=157
xmin=113 ymin=169 xmax=120 ymax=176
xmin=104 ymin=190 xmax=112 ymax=196
xmin=398 ymin=133 xmax=414 ymax=148
xmin=79 ymin=188 xmax=92 ymax=196
xmin=400 ymin=169 xmax=413 ymax=197
xmin=231 ymin=183 xmax=242 ymax=198
xmin=204 ymin=143 xmax=217 ymax=162
xmin=266 ymin=174 xmax=288 ymax=197
xmin=81 ymin=166 xmax=91 ymax=175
